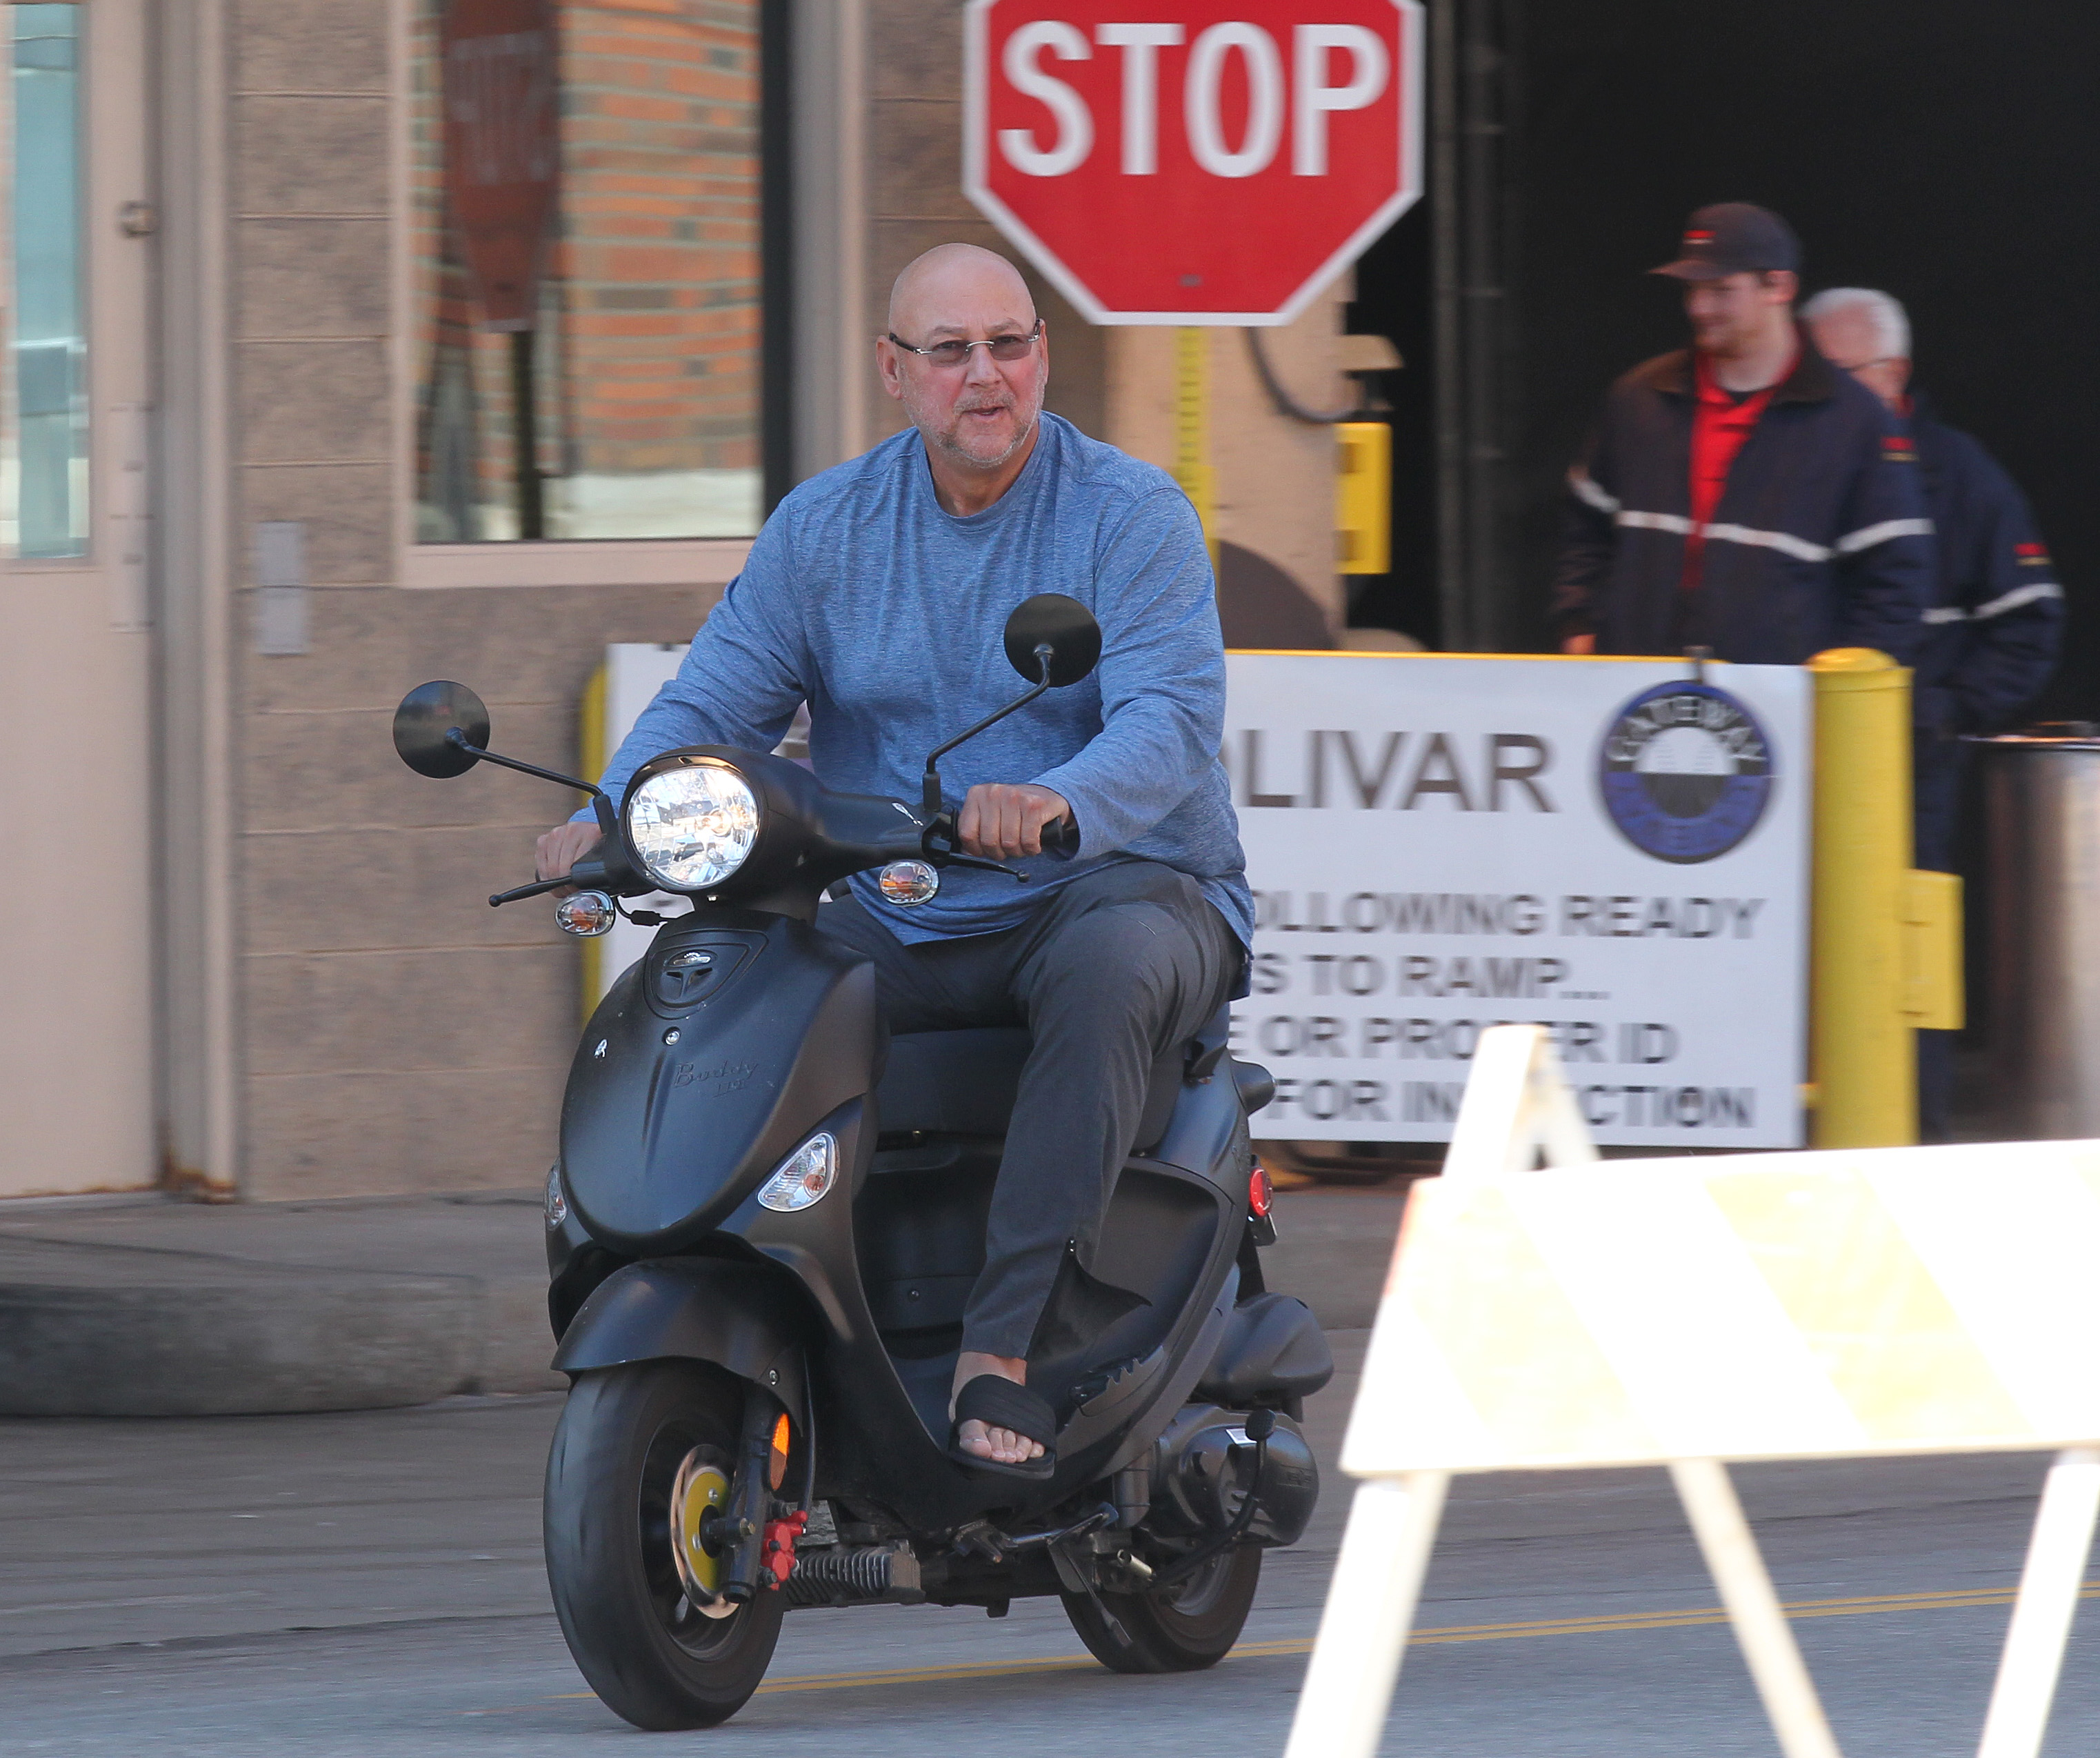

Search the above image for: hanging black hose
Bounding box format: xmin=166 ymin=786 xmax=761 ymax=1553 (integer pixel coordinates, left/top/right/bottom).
xmin=1243 ymin=329 xmax=1364 ymax=425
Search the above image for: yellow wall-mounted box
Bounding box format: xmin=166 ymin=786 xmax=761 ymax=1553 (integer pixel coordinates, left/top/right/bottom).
xmin=1336 ymin=421 xmax=1391 ymax=575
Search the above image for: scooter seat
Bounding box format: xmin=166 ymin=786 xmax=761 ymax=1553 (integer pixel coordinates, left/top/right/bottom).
xmin=874 ymin=1026 xmax=1187 ymax=1151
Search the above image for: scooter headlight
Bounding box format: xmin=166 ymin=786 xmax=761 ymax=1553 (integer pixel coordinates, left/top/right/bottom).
xmin=626 ymin=762 xmax=761 ymax=892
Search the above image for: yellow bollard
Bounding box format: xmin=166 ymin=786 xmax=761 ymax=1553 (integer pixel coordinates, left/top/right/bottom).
xmin=1807 ymin=648 xmax=1917 ymax=1146
xmin=577 ymin=662 xmax=608 ymax=1025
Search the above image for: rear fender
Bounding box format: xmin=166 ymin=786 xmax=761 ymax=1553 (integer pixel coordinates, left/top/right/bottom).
xmin=552 ymin=1256 xmax=810 ymax=1417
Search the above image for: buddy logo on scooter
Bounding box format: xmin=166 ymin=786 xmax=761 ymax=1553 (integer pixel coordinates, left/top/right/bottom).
xmin=391 ymin=595 xmax=1330 ymax=1731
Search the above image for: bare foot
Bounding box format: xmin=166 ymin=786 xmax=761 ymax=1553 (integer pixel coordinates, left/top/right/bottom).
xmin=951 ymin=1350 xmax=1046 ymax=1466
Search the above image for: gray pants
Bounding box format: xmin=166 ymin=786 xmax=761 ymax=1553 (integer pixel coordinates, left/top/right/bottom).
xmin=815 ymin=859 xmax=1242 ymax=1359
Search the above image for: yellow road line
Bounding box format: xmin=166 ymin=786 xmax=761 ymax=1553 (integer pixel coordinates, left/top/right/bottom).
xmin=467 ymin=1580 xmax=2100 ymax=1714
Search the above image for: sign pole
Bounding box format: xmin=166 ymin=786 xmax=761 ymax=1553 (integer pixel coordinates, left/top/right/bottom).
xmin=1173 ymin=327 xmax=1213 ymax=561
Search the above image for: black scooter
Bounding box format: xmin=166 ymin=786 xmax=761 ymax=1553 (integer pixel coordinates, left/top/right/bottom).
xmin=390 ymin=595 xmax=1332 ymax=1730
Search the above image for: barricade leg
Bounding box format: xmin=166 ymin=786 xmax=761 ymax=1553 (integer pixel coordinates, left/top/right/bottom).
xmin=1282 ymin=1471 xmax=1450 ymax=1758
xmin=1443 ymin=1024 xmax=1599 ymax=1181
xmin=1977 ymin=1445 xmax=2100 ymax=1758
xmin=1669 ymin=1457 xmax=1843 ymax=1758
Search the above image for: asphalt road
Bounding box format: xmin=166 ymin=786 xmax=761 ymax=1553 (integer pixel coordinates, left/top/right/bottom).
xmin=3 ymin=1333 xmax=2096 ymax=1757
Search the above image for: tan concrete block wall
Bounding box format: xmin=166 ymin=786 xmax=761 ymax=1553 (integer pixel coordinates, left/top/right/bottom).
xmin=229 ymin=0 xmax=725 ymax=1200
xmin=1105 ymin=300 xmax=1356 ymax=628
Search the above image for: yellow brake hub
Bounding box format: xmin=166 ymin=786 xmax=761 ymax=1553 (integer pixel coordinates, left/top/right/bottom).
xmin=668 ymin=1451 xmax=735 ymax=1619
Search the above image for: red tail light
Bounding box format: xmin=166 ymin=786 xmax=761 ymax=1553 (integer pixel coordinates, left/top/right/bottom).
xmin=1248 ymin=1161 xmax=1273 ymax=1219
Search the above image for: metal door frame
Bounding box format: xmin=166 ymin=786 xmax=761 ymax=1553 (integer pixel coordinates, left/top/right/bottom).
xmin=0 ymin=0 xmax=168 ymax=1196
xmin=153 ymin=0 xmax=239 ymax=1194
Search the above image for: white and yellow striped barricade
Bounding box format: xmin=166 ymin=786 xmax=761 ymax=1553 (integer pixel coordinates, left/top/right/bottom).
xmin=1287 ymin=1023 xmax=2100 ymax=1758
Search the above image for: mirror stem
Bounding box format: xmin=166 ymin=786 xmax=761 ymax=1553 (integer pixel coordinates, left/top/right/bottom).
xmin=918 ymin=650 xmax=1056 ymax=815
xmin=488 ymin=876 xmax=572 ymax=908
xmin=445 ymin=729 xmax=612 ymax=810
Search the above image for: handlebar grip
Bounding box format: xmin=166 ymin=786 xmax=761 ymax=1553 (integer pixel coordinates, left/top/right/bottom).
xmin=1039 ymin=816 xmax=1080 ymax=860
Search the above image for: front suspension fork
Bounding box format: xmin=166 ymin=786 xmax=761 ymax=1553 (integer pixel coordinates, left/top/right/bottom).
xmin=719 ymin=1381 xmax=801 ymax=1600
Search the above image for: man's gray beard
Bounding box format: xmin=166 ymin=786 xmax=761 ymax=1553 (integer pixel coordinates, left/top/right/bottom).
xmin=910 ymin=388 xmax=1043 ymax=471
xmin=934 ymin=420 xmax=1035 ymax=470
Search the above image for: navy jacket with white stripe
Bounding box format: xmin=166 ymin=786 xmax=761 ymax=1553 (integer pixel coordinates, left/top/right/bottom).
xmin=1550 ymin=338 xmax=1932 ymax=665
xmin=1908 ymin=396 xmax=2062 ymax=737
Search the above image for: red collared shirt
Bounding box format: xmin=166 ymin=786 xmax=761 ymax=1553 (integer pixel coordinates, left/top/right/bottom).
xmin=1684 ymin=348 xmax=1792 ymax=588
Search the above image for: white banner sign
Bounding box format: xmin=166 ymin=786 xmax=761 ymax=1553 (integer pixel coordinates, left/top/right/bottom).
xmin=1224 ymin=654 xmax=1810 ymax=1148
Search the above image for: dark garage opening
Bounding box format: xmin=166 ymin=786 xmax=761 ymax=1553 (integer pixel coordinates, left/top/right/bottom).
xmin=1349 ymin=0 xmax=2097 ymax=721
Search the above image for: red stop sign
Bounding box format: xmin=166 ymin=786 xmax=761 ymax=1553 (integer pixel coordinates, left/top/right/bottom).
xmin=963 ymin=1 xmax=1422 ymax=324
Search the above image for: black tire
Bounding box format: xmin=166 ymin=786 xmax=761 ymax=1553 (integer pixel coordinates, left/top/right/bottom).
xmin=543 ymin=1361 xmax=786 ymax=1730
xmin=1060 ymin=1545 xmax=1262 ymax=1673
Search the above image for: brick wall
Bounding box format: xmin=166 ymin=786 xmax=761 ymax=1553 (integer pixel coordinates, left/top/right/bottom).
xmin=408 ymin=0 xmax=761 ymax=537
xmin=562 ymin=0 xmax=759 ymax=478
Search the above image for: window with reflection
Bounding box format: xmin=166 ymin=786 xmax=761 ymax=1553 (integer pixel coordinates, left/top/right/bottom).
xmin=3 ymin=2 xmax=87 ymax=560
xmin=410 ymin=0 xmax=762 ymax=543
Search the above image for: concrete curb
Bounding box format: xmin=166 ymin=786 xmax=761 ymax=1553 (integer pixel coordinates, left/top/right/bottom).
xmin=0 ymin=1186 xmax=1410 ymax=1418
xmin=0 ymin=1241 xmax=479 ymax=1417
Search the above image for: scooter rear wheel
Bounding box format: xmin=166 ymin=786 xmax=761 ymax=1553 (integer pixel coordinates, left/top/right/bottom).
xmin=543 ymin=1360 xmax=786 ymax=1729
xmin=1061 ymin=1545 xmax=1261 ymax=1673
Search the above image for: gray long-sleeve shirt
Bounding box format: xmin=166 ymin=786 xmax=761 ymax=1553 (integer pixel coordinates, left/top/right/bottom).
xmin=582 ymin=412 xmax=1252 ymax=951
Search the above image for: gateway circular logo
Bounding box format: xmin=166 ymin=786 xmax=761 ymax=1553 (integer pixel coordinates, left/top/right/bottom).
xmin=1598 ymin=682 xmax=1773 ymax=863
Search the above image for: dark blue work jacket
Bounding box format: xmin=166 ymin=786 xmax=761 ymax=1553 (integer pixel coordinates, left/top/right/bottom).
xmin=1551 ymin=339 xmax=1932 ymax=664
xmin=1907 ymin=397 xmax=2063 ymax=737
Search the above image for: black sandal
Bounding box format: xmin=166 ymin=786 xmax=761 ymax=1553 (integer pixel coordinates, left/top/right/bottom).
xmin=949 ymin=1375 xmax=1058 ymax=1480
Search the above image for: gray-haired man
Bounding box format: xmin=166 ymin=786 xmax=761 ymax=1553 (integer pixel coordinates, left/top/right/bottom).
xmin=1804 ymin=287 xmax=2063 ymax=1139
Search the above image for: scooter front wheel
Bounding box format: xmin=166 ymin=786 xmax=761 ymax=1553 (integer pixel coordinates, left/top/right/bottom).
xmin=1061 ymin=1545 xmax=1261 ymax=1673
xmin=543 ymin=1360 xmax=786 ymax=1729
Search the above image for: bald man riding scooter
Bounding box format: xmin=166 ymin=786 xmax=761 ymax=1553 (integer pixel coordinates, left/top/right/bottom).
xmin=537 ymin=245 xmax=1251 ymax=1475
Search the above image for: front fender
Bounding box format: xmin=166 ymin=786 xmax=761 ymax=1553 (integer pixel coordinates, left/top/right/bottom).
xmin=552 ymin=1257 xmax=811 ymax=1416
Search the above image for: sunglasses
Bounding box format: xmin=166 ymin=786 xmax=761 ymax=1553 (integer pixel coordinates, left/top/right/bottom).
xmin=886 ymin=321 xmax=1043 ymax=369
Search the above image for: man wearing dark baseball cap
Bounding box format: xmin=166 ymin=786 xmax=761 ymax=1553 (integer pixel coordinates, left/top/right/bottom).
xmin=1651 ymin=201 xmax=1801 ymax=281
xmin=1551 ymin=203 xmax=1931 ymax=666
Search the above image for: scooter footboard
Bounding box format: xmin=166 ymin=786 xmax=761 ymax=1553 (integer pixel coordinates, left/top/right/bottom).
xmin=552 ymin=1256 xmax=811 ymax=1417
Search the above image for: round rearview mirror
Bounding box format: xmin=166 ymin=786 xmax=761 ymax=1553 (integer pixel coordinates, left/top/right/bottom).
xmin=1003 ymin=592 xmax=1102 ymax=688
xmin=393 ymin=680 xmax=491 ymax=778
